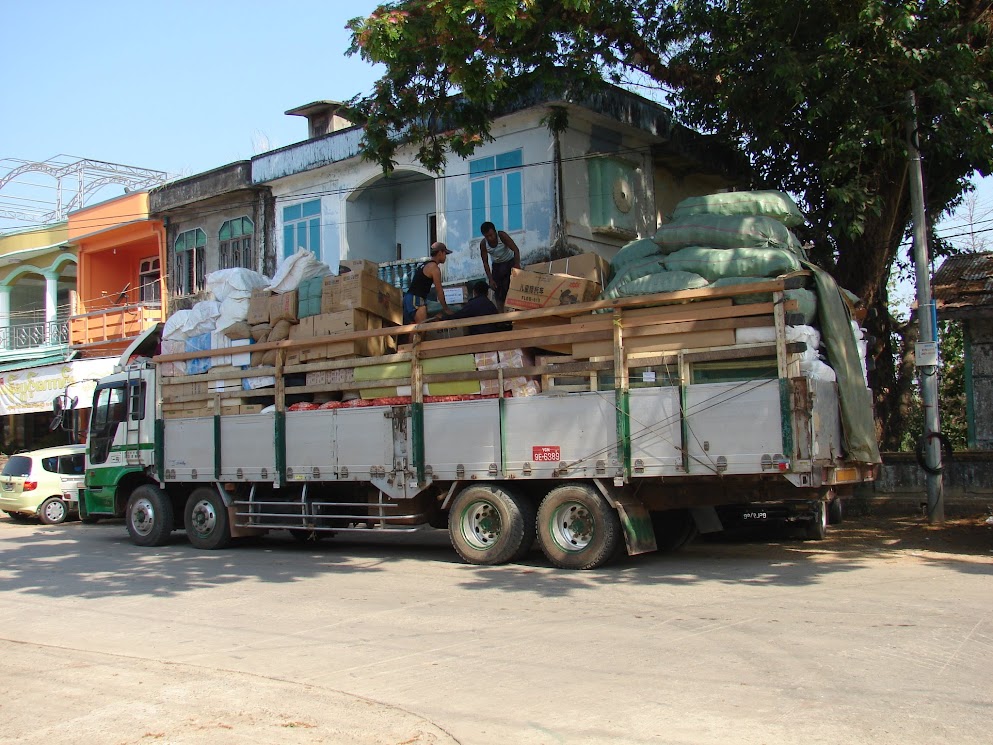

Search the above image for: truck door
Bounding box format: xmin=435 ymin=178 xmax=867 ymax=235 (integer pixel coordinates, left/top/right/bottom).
xmin=123 ymin=370 xmax=146 ymax=464
xmin=89 ymin=383 xmax=127 ymax=465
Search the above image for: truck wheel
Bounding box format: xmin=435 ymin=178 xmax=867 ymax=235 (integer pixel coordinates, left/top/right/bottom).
xmin=827 ymin=496 xmax=843 ymax=525
xmin=805 ymin=501 xmax=828 ymax=541
xmin=511 ymin=492 xmax=537 ymax=561
xmin=651 ymin=509 xmax=698 ymax=553
xmin=39 ymin=497 xmax=69 ymax=525
xmin=184 ymin=488 xmax=233 ymax=550
xmin=449 ymin=484 xmax=530 ymax=565
xmin=537 ymin=484 xmax=621 ymax=570
xmin=126 ymin=484 xmax=174 ymax=547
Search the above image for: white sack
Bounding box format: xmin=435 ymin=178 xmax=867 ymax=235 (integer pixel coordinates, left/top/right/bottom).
xmin=206 ymin=268 xmax=269 ymax=303
xmin=265 ymin=249 xmax=332 ymax=294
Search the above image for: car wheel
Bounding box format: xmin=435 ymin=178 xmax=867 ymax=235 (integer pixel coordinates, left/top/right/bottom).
xmin=39 ymin=497 xmax=69 ymax=525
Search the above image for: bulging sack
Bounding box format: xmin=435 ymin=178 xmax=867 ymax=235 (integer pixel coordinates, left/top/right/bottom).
xmin=601 ymin=270 xmax=709 ymax=300
xmin=670 ymin=190 xmax=805 ymax=228
xmin=654 ymin=214 xmax=804 ymax=254
xmin=663 ymin=246 xmax=801 ymax=282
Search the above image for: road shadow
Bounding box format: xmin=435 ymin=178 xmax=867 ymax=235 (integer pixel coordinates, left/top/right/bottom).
xmin=0 ymin=512 xmax=988 ymax=602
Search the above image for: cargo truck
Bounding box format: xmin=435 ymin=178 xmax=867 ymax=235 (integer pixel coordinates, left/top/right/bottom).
xmin=71 ymin=273 xmax=878 ymax=569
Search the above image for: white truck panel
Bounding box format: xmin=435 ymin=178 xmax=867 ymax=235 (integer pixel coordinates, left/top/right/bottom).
xmin=629 ymin=388 xmax=683 ymax=476
xmin=423 ymin=400 xmax=501 ymax=479
xmin=285 ymin=409 xmax=336 ymax=479
xmin=220 ymin=414 xmax=276 ymax=480
xmin=684 ymin=381 xmax=783 ymax=475
xmin=334 ymin=407 xmax=395 ymax=481
xmin=164 ymin=417 xmax=214 ymax=480
xmin=502 ymin=392 xmax=618 ymax=477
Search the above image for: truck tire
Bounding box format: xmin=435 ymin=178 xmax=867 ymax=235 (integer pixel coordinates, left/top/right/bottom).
xmin=536 ymin=484 xmax=621 ymax=570
xmin=184 ymin=487 xmax=233 ymax=550
xmin=449 ymin=484 xmax=530 ymax=565
xmin=827 ymin=496 xmax=843 ymax=525
xmin=805 ymin=500 xmax=828 ymax=541
xmin=38 ymin=497 xmax=69 ymax=525
xmin=650 ymin=509 xmax=698 ymax=553
xmin=126 ymin=484 xmax=174 ymax=547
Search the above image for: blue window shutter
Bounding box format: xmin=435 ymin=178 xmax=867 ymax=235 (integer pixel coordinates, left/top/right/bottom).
xmin=488 ymin=176 xmax=504 ymax=225
xmin=471 ymin=180 xmax=487 ymax=231
xmin=470 ymin=156 xmax=495 ymax=176
xmin=309 ymin=218 xmax=321 ymax=258
xmin=506 ymin=172 xmax=523 ymax=231
xmin=296 ymin=223 xmax=307 ymax=252
xmin=302 ymin=199 xmax=321 ymax=218
xmin=495 ymin=150 xmax=522 ymax=170
xmin=283 ymin=204 xmax=301 ymax=222
xmin=283 ymin=225 xmax=294 ymax=257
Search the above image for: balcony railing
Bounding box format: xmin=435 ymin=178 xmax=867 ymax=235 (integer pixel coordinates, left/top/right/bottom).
xmin=378 ymin=257 xmax=430 ymax=293
xmin=69 ymin=303 xmax=163 ymax=349
xmin=0 ymin=320 xmax=70 ymax=352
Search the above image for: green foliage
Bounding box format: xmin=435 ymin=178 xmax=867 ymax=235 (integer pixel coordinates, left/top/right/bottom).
xmin=347 ymin=0 xmax=993 ymax=445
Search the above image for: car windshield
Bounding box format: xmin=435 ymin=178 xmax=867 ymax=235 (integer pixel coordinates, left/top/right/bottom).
xmin=1 ymin=456 xmax=32 ymax=478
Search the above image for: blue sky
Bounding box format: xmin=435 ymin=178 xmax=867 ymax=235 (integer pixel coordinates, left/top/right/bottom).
xmin=1 ymin=0 xmax=989 ymax=249
xmin=0 ymin=0 xmax=384 ymax=229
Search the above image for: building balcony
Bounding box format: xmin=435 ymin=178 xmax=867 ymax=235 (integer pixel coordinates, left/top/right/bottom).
xmin=69 ymin=303 xmax=163 ymax=351
xmin=0 ymin=320 xmax=70 ymax=352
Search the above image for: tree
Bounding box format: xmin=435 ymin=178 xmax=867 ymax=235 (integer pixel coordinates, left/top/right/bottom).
xmin=347 ymin=1 xmax=993 ymax=447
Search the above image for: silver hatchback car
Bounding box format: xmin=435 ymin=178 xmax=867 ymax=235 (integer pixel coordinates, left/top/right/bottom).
xmin=0 ymin=445 xmax=87 ymax=525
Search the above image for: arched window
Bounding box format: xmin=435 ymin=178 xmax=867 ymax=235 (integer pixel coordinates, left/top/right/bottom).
xmin=219 ymin=216 xmax=255 ymax=270
xmin=174 ymin=228 xmax=206 ymax=296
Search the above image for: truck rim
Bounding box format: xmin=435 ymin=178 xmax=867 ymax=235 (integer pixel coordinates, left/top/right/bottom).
xmin=188 ymin=498 xmax=217 ymax=538
xmin=131 ymin=497 xmax=156 ymax=537
xmin=459 ymin=499 xmax=502 ymax=551
xmin=548 ymin=501 xmax=594 ymax=552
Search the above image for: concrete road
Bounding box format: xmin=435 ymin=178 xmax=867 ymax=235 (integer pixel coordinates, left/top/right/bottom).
xmin=0 ymin=515 xmax=990 ymax=744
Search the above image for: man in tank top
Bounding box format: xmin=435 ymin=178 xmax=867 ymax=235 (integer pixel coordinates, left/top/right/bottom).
xmin=403 ymin=242 xmax=453 ymax=324
xmin=478 ymin=221 xmax=520 ymax=310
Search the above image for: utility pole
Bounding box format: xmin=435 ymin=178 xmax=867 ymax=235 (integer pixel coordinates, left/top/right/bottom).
xmin=905 ymin=90 xmax=944 ymax=525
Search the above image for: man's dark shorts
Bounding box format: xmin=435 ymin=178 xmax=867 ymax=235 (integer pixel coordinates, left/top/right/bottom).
xmin=492 ymin=259 xmax=514 ymax=304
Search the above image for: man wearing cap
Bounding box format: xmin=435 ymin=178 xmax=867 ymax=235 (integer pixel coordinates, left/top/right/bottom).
xmin=403 ymin=241 xmax=453 ymax=324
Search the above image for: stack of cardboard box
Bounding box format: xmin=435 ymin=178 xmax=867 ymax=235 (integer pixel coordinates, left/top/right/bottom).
xmin=287 ymin=262 xmax=402 ymax=366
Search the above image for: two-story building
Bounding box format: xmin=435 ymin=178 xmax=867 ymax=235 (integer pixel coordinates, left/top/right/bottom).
xmin=67 ymin=191 xmax=166 ymax=357
xmin=148 ymin=160 xmax=275 ymax=311
xmin=151 ymin=87 xmax=742 ymax=311
xmin=0 ymin=223 xmax=114 ymax=453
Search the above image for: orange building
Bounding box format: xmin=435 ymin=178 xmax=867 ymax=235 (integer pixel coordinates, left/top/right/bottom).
xmin=67 ymin=192 xmax=166 ymax=354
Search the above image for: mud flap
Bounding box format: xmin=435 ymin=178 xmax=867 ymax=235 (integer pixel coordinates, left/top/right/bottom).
xmin=593 ymin=480 xmax=657 ymax=555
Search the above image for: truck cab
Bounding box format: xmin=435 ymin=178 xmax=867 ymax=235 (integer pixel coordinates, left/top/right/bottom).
xmin=79 ymin=327 xmax=160 ymax=520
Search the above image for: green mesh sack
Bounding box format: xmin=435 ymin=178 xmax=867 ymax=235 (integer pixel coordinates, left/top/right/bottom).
xmin=663 ymin=246 xmax=801 ymax=282
xmin=610 ymin=238 xmax=662 ymax=274
xmin=654 ymin=215 xmax=804 ymax=255
xmin=603 ymin=255 xmax=666 ymax=295
xmin=671 ymin=190 xmax=805 ymax=228
xmin=601 ymin=270 xmax=709 ymax=300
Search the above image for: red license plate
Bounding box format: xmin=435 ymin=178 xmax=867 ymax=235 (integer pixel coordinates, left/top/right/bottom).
xmin=532 ymin=446 xmax=561 ymax=462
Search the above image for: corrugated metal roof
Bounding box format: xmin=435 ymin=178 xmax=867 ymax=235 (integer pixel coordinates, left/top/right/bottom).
xmin=932 ymin=252 xmax=993 ymax=314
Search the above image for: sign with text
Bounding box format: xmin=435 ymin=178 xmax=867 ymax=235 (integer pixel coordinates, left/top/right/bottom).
xmin=532 ymin=445 xmax=561 ymax=462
